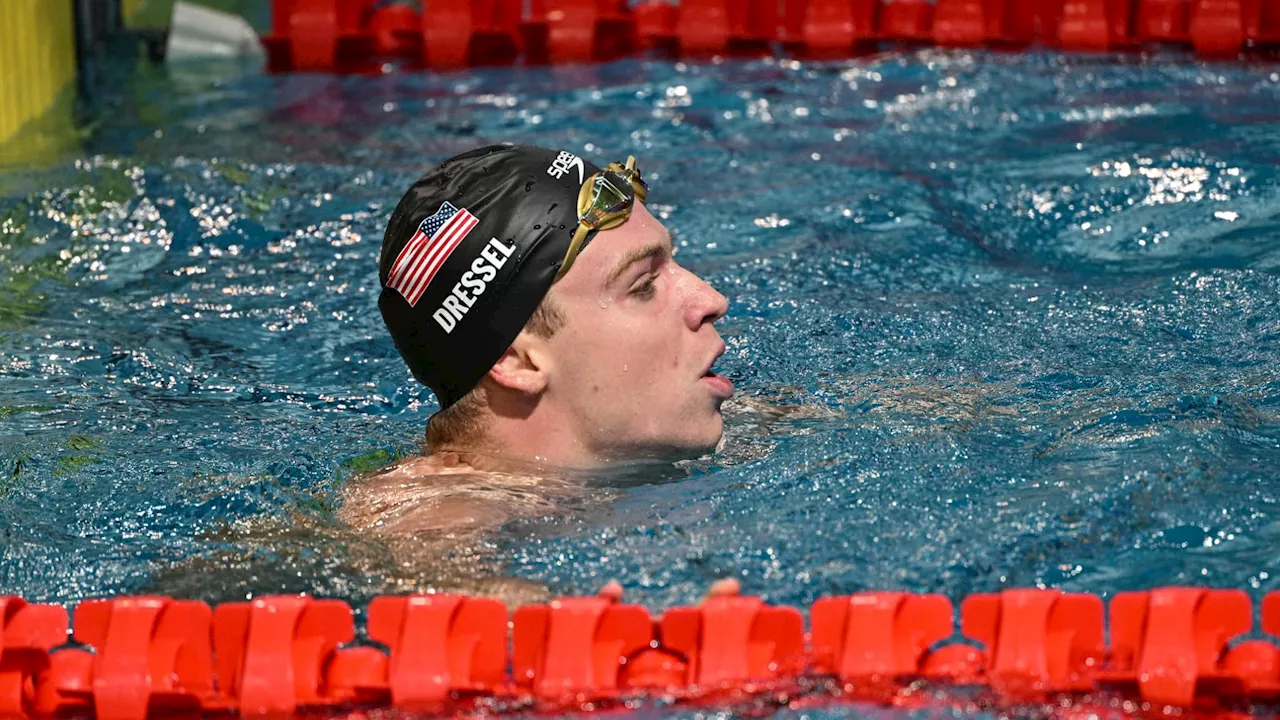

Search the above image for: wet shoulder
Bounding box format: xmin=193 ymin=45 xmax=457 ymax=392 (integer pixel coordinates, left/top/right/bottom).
xmin=337 ymin=454 xmax=576 ymax=537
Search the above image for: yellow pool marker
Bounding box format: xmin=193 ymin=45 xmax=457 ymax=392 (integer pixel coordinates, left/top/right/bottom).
xmin=0 ymin=2 xmax=78 ymax=153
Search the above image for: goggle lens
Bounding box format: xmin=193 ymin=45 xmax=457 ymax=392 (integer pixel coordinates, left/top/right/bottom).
xmin=580 ymin=172 xmax=632 ymax=229
xmin=556 ymin=156 xmax=648 ymax=282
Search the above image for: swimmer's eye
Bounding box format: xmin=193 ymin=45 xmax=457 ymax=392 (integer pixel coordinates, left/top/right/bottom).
xmin=631 ymin=275 xmax=657 ymax=299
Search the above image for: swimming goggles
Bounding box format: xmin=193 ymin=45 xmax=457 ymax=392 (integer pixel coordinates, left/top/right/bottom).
xmin=554 ymin=155 xmax=649 ymax=282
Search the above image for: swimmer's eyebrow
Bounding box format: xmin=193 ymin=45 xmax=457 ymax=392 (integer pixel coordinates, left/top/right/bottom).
xmin=605 ymin=239 xmax=671 ymax=288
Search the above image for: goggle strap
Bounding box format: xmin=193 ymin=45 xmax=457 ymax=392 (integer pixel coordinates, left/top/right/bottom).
xmin=625 ymin=155 xmax=647 ymax=202
xmin=556 ymin=224 xmax=591 ymax=282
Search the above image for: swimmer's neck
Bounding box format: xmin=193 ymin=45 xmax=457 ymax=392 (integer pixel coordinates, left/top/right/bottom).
xmin=428 ymin=441 xmax=680 ymax=477
xmin=431 ymin=397 xmax=685 ymax=474
xmin=423 ymin=447 xmax=676 ymax=484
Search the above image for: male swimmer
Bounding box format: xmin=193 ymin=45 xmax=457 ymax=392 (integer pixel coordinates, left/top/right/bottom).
xmin=340 ymin=145 xmax=739 ymax=601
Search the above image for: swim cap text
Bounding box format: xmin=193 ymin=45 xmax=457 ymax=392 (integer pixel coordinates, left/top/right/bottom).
xmin=432 ymin=237 xmax=517 ymax=334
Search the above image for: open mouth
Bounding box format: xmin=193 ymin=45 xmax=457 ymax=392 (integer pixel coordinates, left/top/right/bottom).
xmin=701 ymin=343 xmax=727 ymax=378
xmin=699 ymin=345 xmax=734 ymax=398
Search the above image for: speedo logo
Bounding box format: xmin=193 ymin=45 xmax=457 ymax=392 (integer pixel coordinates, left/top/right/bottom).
xmin=547 ymin=150 xmax=585 ymax=184
xmin=432 ymin=237 xmax=516 ymax=334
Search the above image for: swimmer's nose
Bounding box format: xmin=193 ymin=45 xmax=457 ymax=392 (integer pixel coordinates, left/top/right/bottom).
xmin=682 ymin=267 xmax=728 ymax=330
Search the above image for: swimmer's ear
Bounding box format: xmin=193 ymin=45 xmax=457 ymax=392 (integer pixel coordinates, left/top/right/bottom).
xmin=486 ymin=330 xmax=550 ymax=395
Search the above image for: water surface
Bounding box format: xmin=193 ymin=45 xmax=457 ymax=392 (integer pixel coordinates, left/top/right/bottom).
xmin=1 ymin=52 xmax=1279 ymax=621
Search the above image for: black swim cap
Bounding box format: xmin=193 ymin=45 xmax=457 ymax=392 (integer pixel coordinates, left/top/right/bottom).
xmin=378 ymin=144 xmax=604 ymax=409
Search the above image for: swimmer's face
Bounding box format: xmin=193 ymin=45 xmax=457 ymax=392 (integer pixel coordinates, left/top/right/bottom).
xmin=543 ymin=202 xmax=732 ymax=460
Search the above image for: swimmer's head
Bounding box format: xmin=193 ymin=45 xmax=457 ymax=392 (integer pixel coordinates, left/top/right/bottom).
xmin=379 ymin=144 xmax=732 ymax=465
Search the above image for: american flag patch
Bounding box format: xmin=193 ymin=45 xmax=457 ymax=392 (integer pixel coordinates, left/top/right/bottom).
xmin=387 ymin=201 xmax=478 ymax=307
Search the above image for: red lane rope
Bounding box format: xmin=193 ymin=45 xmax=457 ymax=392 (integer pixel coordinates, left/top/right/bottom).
xmin=258 ymin=0 xmax=1280 ymax=73
xmin=3 ymin=587 xmax=1280 ymax=718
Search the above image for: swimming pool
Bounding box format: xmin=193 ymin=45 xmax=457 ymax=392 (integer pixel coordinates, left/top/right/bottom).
xmin=1 ymin=46 xmax=1279 ymax=641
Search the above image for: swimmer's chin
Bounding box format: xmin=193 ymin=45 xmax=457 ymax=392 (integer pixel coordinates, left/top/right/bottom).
xmin=432 ymin=444 xmax=715 ymax=477
xmin=591 ymin=434 xmax=727 ymax=469
xmin=541 ymin=438 xmax=728 ymax=474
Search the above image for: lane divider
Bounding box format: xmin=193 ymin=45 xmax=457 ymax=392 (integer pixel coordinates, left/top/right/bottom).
xmin=258 ymin=0 xmax=1280 ymax=72
xmin=4 ymin=587 xmax=1280 ymax=717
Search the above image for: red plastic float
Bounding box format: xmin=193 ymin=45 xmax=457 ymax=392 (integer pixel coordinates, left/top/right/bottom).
xmin=880 ymin=0 xmax=936 ymax=41
xmin=961 ymin=589 xmax=1104 ymax=698
xmin=512 ymin=595 xmax=656 ymax=699
xmin=0 ymin=598 xmax=67 ymax=720
xmin=60 ymin=597 xmax=215 ymax=720
xmin=659 ymin=594 xmax=806 ymax=688
xmin=779 ymin=0 xmax=880 ymax=56
xmin=360 ymin=594 xmax=507 ymax=707
xmin=211 ymin=596 xmax=357 ymax=716
xmin=674 ymin=0 xmax=732 ymax=56
xmin=810 ymin=592 xmax=955 ymax=684
xmin=633 ymin=0 xmax=679 ymax=51
xmin=367 ymin=3 xmax=419 ymax=57
xmin=934 ymin=0 xmax=991 ymax=47
xmin=1097 ymin=588 xmax=1252 ymax=706
xmin=1140 ymin=0 xmax=1193 ymax=42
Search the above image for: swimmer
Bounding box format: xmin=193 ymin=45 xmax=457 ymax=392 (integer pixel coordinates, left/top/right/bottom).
xmin=340 ymin=145 xmax=735 ymax=598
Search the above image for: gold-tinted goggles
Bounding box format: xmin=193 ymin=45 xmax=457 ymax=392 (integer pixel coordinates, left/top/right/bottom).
xmin=554 ymin=156 xmax=649 ymax=282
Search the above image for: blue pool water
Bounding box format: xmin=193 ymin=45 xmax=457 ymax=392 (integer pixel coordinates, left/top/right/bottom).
xmin=2 ymin=51 xmax=1280 ymax=625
